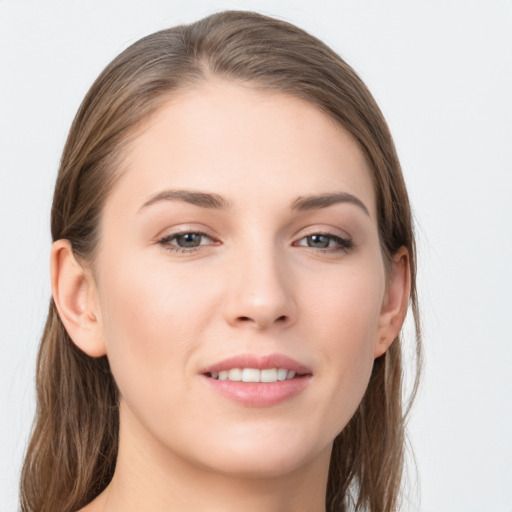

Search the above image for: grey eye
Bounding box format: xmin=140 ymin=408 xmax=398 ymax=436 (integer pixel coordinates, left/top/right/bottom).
xmin=295 ymin=233 xmax=353 ymax=253
xmin=175 ymin=233 xmax=204 ymax=248
xmin=305 ymin=234 xmax=331 ymax=248
xmin=158 ymin=231 xmax=213 ymax=252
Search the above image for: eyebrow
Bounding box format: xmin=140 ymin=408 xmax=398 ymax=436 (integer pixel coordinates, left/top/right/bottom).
xmin=139 ymin=189 xmax=370 ymax=217
xmin=140 ymin=190 xmax=231 ymax=211
xmin=291 ymin=192 xmax=370 ymax=217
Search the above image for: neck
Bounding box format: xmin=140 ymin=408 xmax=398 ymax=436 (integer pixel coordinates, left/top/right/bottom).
xmin=87 ymin=403 xmax=331 ymax=512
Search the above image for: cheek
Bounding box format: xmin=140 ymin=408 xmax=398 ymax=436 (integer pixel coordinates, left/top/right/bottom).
xmin=306 ymin=258 xmax=384 ymax=353
xmin=304 ymin=261 xmax=384 ymax=430
xmin=95 ymin=254 xmax=214 ymax=410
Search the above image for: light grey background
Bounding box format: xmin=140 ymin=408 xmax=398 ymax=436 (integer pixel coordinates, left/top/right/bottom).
xmin=1 ymin=1 xmax=511 ymax=511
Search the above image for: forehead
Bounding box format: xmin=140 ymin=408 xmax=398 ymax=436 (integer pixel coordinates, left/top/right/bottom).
xmin=107 ymin=79 xmax=376 ymax=217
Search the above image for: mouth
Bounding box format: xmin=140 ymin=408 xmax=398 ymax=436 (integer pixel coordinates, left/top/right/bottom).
xmin=207 ymin=368 xmax=300 ymax=382
xmin=201 ymin=353 xmax=312 ymax=407
xmin=201 ymin=352 xmax=311 ymax=380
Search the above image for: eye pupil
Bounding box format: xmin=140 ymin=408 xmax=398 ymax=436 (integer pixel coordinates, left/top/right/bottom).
xmin=177 ymin=233 xmax=202 ymax=247
xmin=308 ymin=234 xmax=329 ymax=248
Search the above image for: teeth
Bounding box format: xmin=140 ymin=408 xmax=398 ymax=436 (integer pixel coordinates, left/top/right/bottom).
xmin=210 ymin=368 xmax=298 ymax=382
xmin=260 ymin=368 xmax=278 ymax=382
xmin=277 ymin=368 xmax=288 ymax=381
xmin=242 ymin=368 xmax=260 ymax=382
xmin=228 ymin=368 xmax=242 ymax=381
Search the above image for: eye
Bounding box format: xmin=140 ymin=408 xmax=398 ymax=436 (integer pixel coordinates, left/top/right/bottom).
xmin=158 ymin=231 xmax=215 ymax=253
xmin=294 ymin=232 xmax=353 ymax=253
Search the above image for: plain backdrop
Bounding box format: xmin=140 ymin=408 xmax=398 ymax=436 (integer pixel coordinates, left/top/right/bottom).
xmin=1 ymin=1 xmax=511 ymax=511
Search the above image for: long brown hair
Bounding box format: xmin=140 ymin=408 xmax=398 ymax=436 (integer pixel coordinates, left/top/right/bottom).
xmin=20 ymin=10 xmax=421 ymax=512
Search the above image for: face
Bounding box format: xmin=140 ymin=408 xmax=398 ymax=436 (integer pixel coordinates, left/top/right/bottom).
xmin=89 ymin=80 xmax=391 ymax=478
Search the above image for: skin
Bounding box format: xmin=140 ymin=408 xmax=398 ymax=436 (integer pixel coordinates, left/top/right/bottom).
xmin=52 ymin=80 xmax=410 ymax=512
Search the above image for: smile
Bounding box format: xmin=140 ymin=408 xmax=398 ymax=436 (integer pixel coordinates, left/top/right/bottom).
xmin=201 ymin=353 xmax=311 ymax=407
xmin=209 ymin=368 xmax=297 ymax=382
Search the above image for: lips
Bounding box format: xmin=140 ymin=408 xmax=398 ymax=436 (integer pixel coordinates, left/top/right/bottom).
xmin=200 ymin=353 xmax=312 ymax=407
xmin=201 ymin=353 xmax=311 ymax=375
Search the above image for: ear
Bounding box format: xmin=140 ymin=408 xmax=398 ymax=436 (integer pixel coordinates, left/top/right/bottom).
xmin=374 ymin=246 xmax=411 ymax=358
xmin=50 ymin=239 xmax=107 ymax=357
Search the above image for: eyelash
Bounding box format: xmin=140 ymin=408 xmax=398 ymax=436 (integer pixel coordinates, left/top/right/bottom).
xmin=294 ymin=232 xmax=354 ymax=253
xmin=157 ymin=230 xmax=354 ymax=255
xmin=157 ymin=231 xmax=217 ymax=254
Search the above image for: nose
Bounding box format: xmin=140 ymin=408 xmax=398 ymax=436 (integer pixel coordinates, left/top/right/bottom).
xmin=223 ymin=244 xmax=297 ymax=331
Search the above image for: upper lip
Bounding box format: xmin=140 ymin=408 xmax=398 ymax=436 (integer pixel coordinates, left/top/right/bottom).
xmin=201 ymin=353 xmax=311 ymax=375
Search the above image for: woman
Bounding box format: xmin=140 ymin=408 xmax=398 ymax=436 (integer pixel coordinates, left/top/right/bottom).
xmin=20 ymin=10 xmax=421 ymax=512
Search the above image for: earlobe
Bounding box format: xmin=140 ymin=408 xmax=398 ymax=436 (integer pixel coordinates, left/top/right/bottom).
xmin=374 ymin=247 xmax=411 ymax=358
xmin=50 ymin=239 xmax=106 ymax=357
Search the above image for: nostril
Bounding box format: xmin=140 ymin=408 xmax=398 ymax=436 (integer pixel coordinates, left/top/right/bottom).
xmin=236 ymin=315 xmax=288 ymax=325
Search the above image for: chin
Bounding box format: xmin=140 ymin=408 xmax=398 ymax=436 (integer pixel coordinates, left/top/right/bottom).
xmin=203 ymin=452 xmax=315 ymax=479
xmin=188 ymin=428 xmax=332 ymax=479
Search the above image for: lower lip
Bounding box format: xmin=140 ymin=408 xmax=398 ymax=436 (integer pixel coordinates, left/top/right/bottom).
xmin=202 ymin=375 xmax=311 ymax=407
